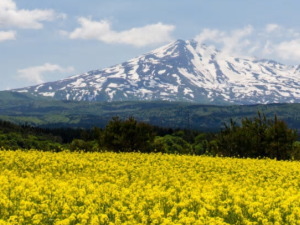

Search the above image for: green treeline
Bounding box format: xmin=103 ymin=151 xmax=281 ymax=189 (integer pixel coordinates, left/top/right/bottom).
xmin=0 ymin=120 xmax=62 ymax=151
xmin=0 ymin=113 xmax=299 ymax=160
xmin=215 ymin=113 xmax=299 ymax=160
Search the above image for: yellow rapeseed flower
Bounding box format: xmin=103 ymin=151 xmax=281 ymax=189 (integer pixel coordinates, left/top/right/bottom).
xmin=0 ymin=150 xmax=299 ymax=224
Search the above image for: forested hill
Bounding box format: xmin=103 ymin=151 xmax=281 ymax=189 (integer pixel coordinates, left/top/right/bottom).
xmin=1 ymin=91 xmax=300 ymax=131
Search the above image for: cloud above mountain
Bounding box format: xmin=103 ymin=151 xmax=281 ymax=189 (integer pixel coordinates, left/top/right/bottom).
xmin=65 ymin=17 xmax=175 ymax=47
xmin=0 ymin=30 xmax=15 ymax=41
xmin=194 ymin=24 xmax=300 ymax=64
xmin=17 ymin=63 xmax=74 ymax=84
xmin=275 ymin=39 xmax=300 ymax=61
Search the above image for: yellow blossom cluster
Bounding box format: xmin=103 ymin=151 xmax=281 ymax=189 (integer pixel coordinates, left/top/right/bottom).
xmin=0 ymin=150 xmax=300 ymax=224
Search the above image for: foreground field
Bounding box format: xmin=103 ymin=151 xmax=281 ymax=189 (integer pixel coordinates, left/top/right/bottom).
xmin=0 ymin=151 xmax=300 ymax=224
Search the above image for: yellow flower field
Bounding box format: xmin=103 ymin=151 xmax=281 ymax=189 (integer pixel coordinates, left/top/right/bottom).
xmin=0 ymin=151 xmax=300 ymax=225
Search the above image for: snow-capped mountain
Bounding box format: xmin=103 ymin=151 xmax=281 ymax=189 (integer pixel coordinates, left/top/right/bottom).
xmin=14 ymin=39 xmax=300 ymax=105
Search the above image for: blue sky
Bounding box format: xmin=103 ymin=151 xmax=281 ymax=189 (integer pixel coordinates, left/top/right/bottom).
xmin=1 ymin=0 xmax=300 ymax=90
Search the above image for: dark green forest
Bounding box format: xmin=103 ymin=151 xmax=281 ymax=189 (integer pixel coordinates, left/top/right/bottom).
xmin=0 ymin=113 xmax=299 ymax=160
xmin=2 ymin=91 xmax=300 ymax=132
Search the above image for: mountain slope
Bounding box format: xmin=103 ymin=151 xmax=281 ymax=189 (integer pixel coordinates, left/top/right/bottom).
xmin=13 ymin=39 xmax=300 ymax=105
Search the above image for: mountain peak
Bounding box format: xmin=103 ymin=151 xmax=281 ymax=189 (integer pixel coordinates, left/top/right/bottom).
xmin=12 ymin=39 xmax=300 ymax=105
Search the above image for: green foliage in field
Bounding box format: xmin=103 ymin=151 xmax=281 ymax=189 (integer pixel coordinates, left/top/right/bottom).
xmin=215 ymin=113 xmax=298 ymax=160
xmin=0 ymin=120 xmax=63 ymax=151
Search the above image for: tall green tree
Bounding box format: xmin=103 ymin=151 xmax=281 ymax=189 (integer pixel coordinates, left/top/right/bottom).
xmin=153 ymin=135 xmax=192 ymax=154
xmin=103 ymin=117 xmax=155 ymax=152
xmin=216 ymin=112 xmax=298 ymax=159
xmin=265 ymin=115 xmax=297 ymax=160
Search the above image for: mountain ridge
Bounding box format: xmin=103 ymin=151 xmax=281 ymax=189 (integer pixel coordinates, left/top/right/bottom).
xmin=13 ymin=39 xmax=300 ymax=105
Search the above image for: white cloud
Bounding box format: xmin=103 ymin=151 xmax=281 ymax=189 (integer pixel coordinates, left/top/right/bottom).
xmin=265 ymin=24 xmax=281 ymax=33
xmin=222 ymin=26 xmax=253 ymax=56
xmin=194 ymin=25 xmax=300 ymax=64
xmin=17 ymin=63 xmax=74 ymax=84
xmin=0 ymin=30 xmax=15 ymax=41
xmin=262 ymin=40 xmax=273 ymax=55
xmin=195 ymin=25 xmax=253 ymax=57
xmin=274 ymin=39 xmax=300 ymax=61
xmin=0 ymin=0 xmax=61 ymax=29
xmin=67 ymin=17 xmax=175 ymax=47
xmin=194 ymin=29 xmax=223 ymax=45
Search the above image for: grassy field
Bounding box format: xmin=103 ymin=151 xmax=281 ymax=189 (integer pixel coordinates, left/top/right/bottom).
xmin=0 ymin=151 xmax=300 ymax=224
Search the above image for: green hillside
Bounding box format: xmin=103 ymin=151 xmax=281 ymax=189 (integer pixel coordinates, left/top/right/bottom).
xmin=1 ymin=91 xmax=300 ymax=131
